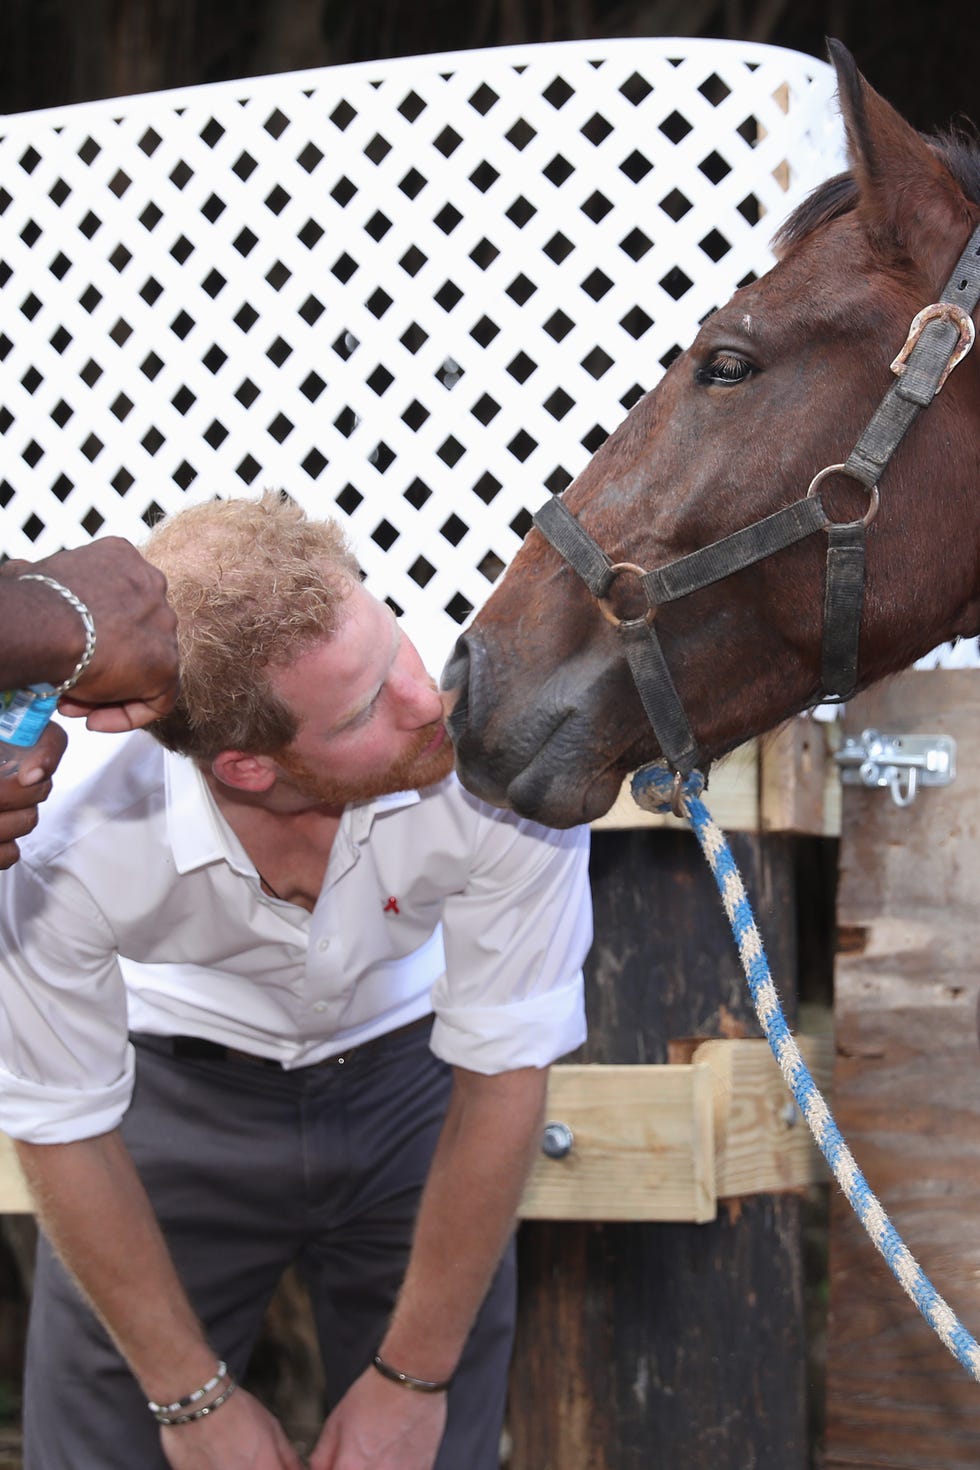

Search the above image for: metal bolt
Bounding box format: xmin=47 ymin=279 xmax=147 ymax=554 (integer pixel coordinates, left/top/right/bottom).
xmin=541 ymin=1121 xmax=574 ymax=1159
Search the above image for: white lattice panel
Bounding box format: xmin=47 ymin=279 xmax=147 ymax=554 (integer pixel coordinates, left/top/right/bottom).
xmin=0 ymin=38 xmax=846 ymax=668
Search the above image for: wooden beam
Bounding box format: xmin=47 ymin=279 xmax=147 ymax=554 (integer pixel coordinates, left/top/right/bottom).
xmin=0 ymin=1135 xmax=31 ymax=1213
xmin=518 ymin=1036 xmax=832 ymax=1222
xmin=518 ymin=1061 xmax=717 ymax=1223
xmin=694 ymin=1033 xmax=832 ymax=1198
xmin=0 ymin=1038 xmax=833 ymax=1221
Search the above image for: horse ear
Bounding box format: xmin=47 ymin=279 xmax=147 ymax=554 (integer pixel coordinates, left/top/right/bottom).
xmin=827 ymin=37 xmax=973 ymax=278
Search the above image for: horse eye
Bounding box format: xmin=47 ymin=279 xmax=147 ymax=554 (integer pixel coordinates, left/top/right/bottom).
xmin=696 ymin=352 xmax=753 ymax=386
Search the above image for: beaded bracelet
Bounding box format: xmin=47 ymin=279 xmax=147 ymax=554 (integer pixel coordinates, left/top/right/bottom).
xmin=147 ymin=1361 xmax=230 ymax=1421
xmin=18 ymin=573 xmax=97 ymax=696
xmin=153 ymin=1380 xmax=238 ymax=1427
xmin=372 ymin=1352 xmax=453 ymax=1394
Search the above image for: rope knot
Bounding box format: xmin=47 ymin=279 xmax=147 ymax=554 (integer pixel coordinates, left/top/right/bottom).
xmin=630 ymin=762 xmax=706 ymax=817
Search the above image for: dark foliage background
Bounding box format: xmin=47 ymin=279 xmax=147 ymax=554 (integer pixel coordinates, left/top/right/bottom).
xmin=2 ymin=0 xmax=977 ymax=136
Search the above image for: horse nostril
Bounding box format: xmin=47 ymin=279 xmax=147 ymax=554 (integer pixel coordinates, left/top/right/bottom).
xmin=441 ymin=635 xmax=472 ymax=742
xmin=441 ymin=634 xmax=470 ymax=694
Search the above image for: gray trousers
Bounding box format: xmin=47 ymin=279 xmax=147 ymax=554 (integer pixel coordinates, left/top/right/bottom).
xmin=23 ymin=1023 xmax=516 ymax=1469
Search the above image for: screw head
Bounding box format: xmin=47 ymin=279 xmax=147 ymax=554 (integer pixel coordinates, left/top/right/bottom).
xmin=541 ymin=1121 xmax=574 ymax=1158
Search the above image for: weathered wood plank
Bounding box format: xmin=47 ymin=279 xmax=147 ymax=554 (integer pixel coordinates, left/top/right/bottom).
xmin=508 ymin=826 xmax=808 ymax=1470
xmin=760 ymin=716 xmax=841 ymax=836
xmin=827 ymin=670 xmax=980 ymax=1469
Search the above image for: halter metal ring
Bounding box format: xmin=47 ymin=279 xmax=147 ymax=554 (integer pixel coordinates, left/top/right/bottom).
xmin=806 ymin=462 xmax=880 ymax=529
xmin=598 ymin=562 xmax=655 ymax=628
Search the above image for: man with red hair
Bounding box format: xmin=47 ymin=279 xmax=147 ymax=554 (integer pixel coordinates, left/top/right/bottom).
xmin=0 ymin=491 xmax=591 ymax=1470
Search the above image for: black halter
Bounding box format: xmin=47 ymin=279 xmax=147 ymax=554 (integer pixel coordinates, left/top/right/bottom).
xmin=534 ymin=224 xmax=980 ymax=783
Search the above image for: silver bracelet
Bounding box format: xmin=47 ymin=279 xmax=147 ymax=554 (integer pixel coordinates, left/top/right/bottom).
xmin=18 ymin=573 xmax=97 ymax=697
xmin=153 ymin=1379 xmax=238 ymax=1427
xmin=147 ymin=1361 xmax=229 ymax=1419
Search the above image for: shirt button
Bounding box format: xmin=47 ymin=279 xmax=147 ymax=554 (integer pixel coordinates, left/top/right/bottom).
xmin=317 ymin=938 xmax=331 ymax=952
xmin=313 ymin=1001 xmax=328 ymax=1013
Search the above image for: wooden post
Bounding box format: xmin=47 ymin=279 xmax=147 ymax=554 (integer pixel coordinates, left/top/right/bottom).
xmin=506 ymin=827 xmax=808 ymax=1469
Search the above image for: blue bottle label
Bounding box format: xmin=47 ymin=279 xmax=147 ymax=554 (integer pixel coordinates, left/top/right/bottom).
xmin=0 ymin=686 xmax=59 ymax=747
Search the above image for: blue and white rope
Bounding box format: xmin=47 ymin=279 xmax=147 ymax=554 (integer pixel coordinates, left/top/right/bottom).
xmin=631 ymin=761 xmax=980 ymax=1383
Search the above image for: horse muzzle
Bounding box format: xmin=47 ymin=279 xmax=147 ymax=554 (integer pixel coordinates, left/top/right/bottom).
xmin=441 ymin=628 xmax=519 ymax=806
xmin=441 ymin=628 xmax=630 ymax=827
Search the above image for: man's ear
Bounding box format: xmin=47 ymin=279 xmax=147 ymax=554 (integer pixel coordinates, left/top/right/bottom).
xmin=210 ymin=749 xmax=279 ymax=793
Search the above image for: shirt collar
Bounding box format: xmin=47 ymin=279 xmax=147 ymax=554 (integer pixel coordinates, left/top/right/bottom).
xmin=348 ymin=787 xmax=421 ymax=843
xmin=163 ymin=751 xmax=423 ymax=873
xmin=164 ymin=750 xmax=255 ymax=877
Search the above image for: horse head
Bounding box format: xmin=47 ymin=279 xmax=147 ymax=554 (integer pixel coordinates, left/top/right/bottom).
xmin=444 ymin=41 xmax=980 ymax=827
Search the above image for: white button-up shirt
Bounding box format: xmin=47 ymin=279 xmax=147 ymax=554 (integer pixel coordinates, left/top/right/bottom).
xmin=0 ymin=729 xmax=591 ymax=1144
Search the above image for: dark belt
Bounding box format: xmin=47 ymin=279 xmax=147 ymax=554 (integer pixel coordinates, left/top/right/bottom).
xmin=158 ymin=1014 xmax=434 ymax=1071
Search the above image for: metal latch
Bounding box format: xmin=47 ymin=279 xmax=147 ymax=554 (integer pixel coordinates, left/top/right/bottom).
xmin=835 ymin=727 xmax=956 ymax=807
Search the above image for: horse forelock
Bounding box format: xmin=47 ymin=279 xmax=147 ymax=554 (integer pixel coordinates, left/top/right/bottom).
xmin=773 ymin=171 xmax=858 ymax=255
xmin=773 ymin=128 xmax=980 ymax=259
xmin=932 ymin=127 xmax=980 ymax=206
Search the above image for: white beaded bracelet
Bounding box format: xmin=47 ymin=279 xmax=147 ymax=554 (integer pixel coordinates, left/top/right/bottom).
xmin=18 ymin=573 xmax=97 ymax=696
xmin=148 ymin=1361 xmax=231 ymax=1422
xmin=155 ymin=1379 xmax=238 ymax=1427
xmin=147 ymin=1360 xmax=228 ymax=1415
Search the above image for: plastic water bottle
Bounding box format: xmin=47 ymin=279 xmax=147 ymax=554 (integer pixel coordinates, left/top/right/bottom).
xmin=0 ymin=687 xmax=59 ymax=780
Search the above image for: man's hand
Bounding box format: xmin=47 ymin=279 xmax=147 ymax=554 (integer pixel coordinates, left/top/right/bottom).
xmin=308 ymin=1368 xmax=447 ymax=1470
xmin=159 ymin=1385 xmax=305 ymax=1470
xmin=6 ymin=539 xmax=179 ymax=730
xmin=0 ymin=721 xmax=67 ymax=868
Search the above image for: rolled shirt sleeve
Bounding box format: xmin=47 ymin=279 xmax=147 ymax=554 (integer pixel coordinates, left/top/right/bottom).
xmin=429 ymin=802 xmax=591 ymax=1074
xmin=0 ymin=856 xmax=135 ymax=1143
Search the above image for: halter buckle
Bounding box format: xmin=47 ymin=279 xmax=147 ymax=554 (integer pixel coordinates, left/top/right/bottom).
xmin=597 ymin=562 xmax=655 ymax=628
xmin=890 ymin=302 xmax=976 ymax=395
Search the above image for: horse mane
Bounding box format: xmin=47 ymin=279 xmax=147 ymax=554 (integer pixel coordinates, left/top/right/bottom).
xmin=773 ymin=125 xmax=980 ymax=253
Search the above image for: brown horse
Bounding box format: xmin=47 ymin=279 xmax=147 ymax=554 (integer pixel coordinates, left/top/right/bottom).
xmin=444 ymin=40 xmax=980 ymax=828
